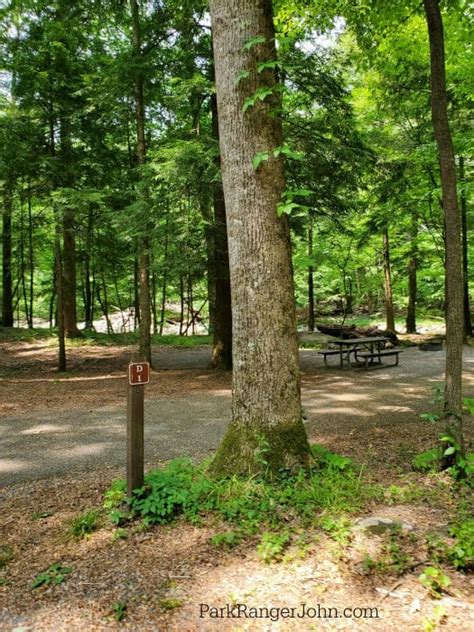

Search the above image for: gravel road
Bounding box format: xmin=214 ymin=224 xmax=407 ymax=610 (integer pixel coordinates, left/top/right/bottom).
xmin=1 ymin=346 xmax=473 ymax=485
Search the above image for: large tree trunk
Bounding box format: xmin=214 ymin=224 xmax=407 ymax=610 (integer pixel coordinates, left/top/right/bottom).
xmin=209 ymin=91 xmax=232 ymax=369
xmin=424 ymin=0 xmax=464 ymax=462
xmin=208 ymin=0 xmax=311 ymax=476
xmin=2 ymin=186 xmax=14 ymax=327
xmin=131 ymin=0 xmax=152 ymax=364
xmin=460 ymin=156 xmax=472 ymax=338
xmin=382 ymin=228 xmax=396 ymax=333
xmin=406 ymin=213 xmax=418 ymax=334
xmin=308 ymin=218 xmax=315 ymax=332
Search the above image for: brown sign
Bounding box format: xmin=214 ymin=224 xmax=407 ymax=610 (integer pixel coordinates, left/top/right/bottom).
xmin=128 ymin=362 xmax=150 ymax=386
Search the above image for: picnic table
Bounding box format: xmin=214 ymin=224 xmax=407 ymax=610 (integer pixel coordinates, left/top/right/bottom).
xmin=318 ymin=336 xmax=402 ymax=369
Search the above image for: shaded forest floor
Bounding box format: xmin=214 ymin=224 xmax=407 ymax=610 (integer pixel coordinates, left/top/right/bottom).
xmin=1 ymin=331 xmax=473 ymax=630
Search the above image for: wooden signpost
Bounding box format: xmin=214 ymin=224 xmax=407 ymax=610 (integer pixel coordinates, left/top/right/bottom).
xmin=127 ymin=361 xmax=149 ymax=498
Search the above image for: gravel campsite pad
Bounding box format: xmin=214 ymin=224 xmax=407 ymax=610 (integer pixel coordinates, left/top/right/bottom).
xmin=1 ymin=336 xmax=473 ymax=630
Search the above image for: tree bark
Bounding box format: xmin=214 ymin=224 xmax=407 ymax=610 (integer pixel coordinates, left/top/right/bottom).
xmin=424 ymin=0 xmax=464 ymax=462
xmin=54 ymin=222 xmax=67 ymax=371
xmin=308 ymin=218 xmax=315 ymax=332
xmin=382 ymin=228 xmax=396 ymax=333
xmin=460 ymin=156 xmax=472 ymax=338
xmin=60 ymin=117 xmax=81 ymax=338
xmin=27 ymin=183 xmax=34 ymax=328
xmin=130 ymin=0 xmax=152 ymax=364
xmin=406 ymin=213 xmax=418 ymax=334
xmin=208 ymin=0 xmax=311 ymax=476
xmin=2 ymin=186 xmax=14 ymax=327
xmin=84 ymin=207 xmax=94 ymax=330
xmin=209 ymin=91 xmax=232 ymax=369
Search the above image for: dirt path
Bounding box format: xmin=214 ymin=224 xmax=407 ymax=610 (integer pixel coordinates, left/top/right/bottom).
xmin=1 ymin=346 xmax=473 ymax=485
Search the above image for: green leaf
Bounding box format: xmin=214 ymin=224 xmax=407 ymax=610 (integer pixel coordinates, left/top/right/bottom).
xmin=257 ymin=60 xmax=279 ymax=73
xmin=235 ymin=70 xmax=250 ymax=85
xmin=443 ymin=446 xmax=456 ymax=456
xmin=242 ymin=35 xmax=266 ymax=51
xmin=252 ymin=151 xmax=270 ymax=170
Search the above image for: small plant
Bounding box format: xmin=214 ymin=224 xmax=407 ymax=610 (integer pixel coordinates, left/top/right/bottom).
xmin=32 ymin=563 xmax=72 ymax=589
xmin=419 ymin=566 xmax=451 ymax=598
xmin=257 ymin=531 xmax=291 ymax=563
xmin=112 ymin=528 xmax=128 ymax=542
xmin=311 ymin=444 xmax=352 ymax=470
xmin=361 ymin=553 xmax=384 ymax=574
xmin=385 ymin=483 xmax=426 ymax=504
xmin=111 ymin=601 xmax=127 ymax=621
xmin=422 ymin=605 xmax=447 ymax=632
xmin=446 ymin=519 xmax=474 ymax=570
xmin=386 ymin=532 xmax=410 ymax=575
xmin=318 ymin=515 xmax=352 ymax=544
xmin=253 ymin=435 xmax=272 ymax=475
xmin=159 ymin=598 xmax=183 ymax=610
xmin=31 ymin=510 xmax=54 ymax=521
xmin=68 ymin=509 xmax=101 ymax=538
xmin=0 ymin=545 xmax=13 ymax=569
xmin=412 ymin=448 xmax=440 ymax=472
xmin=210 ymin=531 xmax=241 ymax=549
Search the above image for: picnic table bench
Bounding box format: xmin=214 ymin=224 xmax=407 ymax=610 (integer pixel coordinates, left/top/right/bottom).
xmin=318 ymin=336 xmax=402 ymax=369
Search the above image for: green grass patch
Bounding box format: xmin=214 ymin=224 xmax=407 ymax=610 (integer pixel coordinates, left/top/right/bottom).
xmin=67 ymin=509 xmax=101 ymax=538
xmin=0 ymin=327 xmax=212 ymax=348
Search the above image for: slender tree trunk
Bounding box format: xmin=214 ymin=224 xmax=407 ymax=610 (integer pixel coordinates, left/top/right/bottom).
xmin=49 ymin=261 xmax=56 ymax=328
xmin=133 ymin=257 xmax=140 ymax=329
xmin=54 ymin=222 xmax=66 ymax=371
xmin=209 ymin=91 xmax=232 ymax=369
xmin=151 ymin=263 xmax=158 ymax=334
xmin=97 ymin=278 xmax=113 ymax=334
xmin=19 ymin=197 xmax=29 ymax=325
xmin=406 ymin=213 xmax=418 ymax=334
xmin=59 ymin=118 xmax=81 ymax=338
xmin=2 ymin=186 xmax=14 ymax=327
xmin=179 ymin=274 xmax=185 ymax=336
xmin=308 ymin=219 xmax=315 ymax=332
xmin=27 ymin=183 xmax=34 ymax=327
xmin=382 ymin=228 xmax=396 ymax=333
xmin=159 ymin=211 xmax=169 ymax=336
xmin=201 ymin=198 xmax=216 ymax=334
xmin=84 ymin=207 xmax=94 ymax=329
xmin=424 ymin=0 xmax=464 ymax=463
xmin=130 ymin=0 xmax=152 ymax=364
xmin=460 ymin=156 xmax=472 ymax=338
xmin=209 ymin=0 xmax=311 ymax=476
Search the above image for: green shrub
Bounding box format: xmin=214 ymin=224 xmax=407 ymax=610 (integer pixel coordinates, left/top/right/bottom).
xmin=446 ymin=519 xmax=474 ymax=570
xmin=412 ymin=448 xmax=440 ymax=472
xmin=257 ymin=531 xmax=291 ymax=563
xmin=32 ymin=563 xmax=72 ymax=589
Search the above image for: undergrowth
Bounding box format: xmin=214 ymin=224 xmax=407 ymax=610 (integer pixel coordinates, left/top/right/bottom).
xmin=104 ymin=445 xmax=379 ymax=556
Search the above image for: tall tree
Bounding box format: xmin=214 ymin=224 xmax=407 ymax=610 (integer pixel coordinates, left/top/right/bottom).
xmin=459 ymin=156 xmax=472 ymax=338
xmin=1 ymin=185 xmax=14 ymax=327
xmin=208 ymin=0 xmax=311 ymax=476
xmin=382 ymin=228 xmax=396 ymax=333
xmin=130 ymin=0 xmax=152 ymax=363
xmin=423 ymin=0 xmax=464 ymax=462
xmin=209 ymin=89 xmax=232 ymax=369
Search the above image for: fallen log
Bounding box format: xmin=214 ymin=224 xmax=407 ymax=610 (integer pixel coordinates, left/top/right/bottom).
xmin=316 ymin=323 xmax=399 ymax=345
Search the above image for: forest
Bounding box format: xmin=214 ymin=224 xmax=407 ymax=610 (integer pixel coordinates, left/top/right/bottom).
xmin=0 ymin=0 xmax=473 ymax=630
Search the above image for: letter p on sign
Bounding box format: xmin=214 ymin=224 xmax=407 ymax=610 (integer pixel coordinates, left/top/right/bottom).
xmin=129 ymin=362 xmax=150 ymax=385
